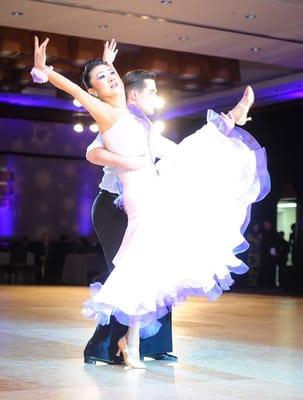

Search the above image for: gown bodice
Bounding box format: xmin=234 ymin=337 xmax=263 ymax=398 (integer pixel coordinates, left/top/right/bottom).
xmin=101 ymin=112 xmax=154 ymax=167
xmin=101 ymin=112 xmax=160 ymax=216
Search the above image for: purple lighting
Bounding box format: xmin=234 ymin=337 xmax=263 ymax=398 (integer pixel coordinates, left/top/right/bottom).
xmin=79 ymin=195 xmax=93 ymax=236
xmin=161 ymin=79 xmax=303 ymax=120
xmin=0 ymin=159 xmax=16 ymax=237
xmin=0 ymin=92 xmax=85 ymax=112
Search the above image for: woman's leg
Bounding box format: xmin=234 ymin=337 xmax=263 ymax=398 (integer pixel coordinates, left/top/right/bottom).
xmin=127 ymin=323 xmax=141 ymax=359
xmin=118 ymin=322 xmax=146 ymax=369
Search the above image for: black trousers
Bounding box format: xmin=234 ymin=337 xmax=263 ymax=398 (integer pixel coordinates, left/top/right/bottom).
xmin=84 ymin=190 xmax=173 ymax=361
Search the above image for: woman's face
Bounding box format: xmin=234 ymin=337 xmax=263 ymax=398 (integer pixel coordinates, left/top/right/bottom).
xmin=89 ymin=64 xmax=123 ymax=99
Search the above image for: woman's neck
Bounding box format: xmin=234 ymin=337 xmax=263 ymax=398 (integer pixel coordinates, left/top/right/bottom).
xmin=103 ymin=93 xmax=127 ymax=109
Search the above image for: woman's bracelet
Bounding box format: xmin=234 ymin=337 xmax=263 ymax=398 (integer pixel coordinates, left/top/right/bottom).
xmin=30 ymin=66 xmax=54 ymax=84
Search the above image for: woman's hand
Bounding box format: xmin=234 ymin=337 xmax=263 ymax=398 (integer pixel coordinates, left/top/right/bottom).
xmin=102 ymin=39 xmax=118 ymax=65
xmin=34 ymin=36 xmax=49 ymax=71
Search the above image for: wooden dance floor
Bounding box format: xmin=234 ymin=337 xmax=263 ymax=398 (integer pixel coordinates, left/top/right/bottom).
xmin=0 ymin=286 xmax=302 ymax=399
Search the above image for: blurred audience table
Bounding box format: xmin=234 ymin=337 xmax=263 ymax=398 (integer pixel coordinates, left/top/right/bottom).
xmin=0 ymin=252 xmax=10 ymax=265
xmin=62 ymin=253 xmax=104 ymax=285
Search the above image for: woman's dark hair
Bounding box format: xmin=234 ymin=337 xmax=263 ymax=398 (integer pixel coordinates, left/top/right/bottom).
xmin=122 ymin=70 xmax=156 ymax=94
xmin=82 ymin=59 xmax=108 ymax=90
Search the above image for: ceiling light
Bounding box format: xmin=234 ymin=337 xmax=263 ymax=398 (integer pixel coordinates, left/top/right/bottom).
xmin=178 ymin=36 xmax=190 ymax=41
xmin=99 ymin=24 xmax=108 ymax=30
xmin=211 ymin=77 xmax=226 ymax=84
xmin=245 ymin=14 xmax=257 ymax=19
xmin=89 ymin=123 xmax=99 ymax=133
xmin=141 ymin=15 xmax=150 ymax=20
xmin=73 ymin=123 xmax=84 ymax=133
xmin=251 ymin=47 xmax=261 ymax=52
xmin=184 ymin=83 xmax=198 ymax=90
xmin=11 ymin=11 xmax=23 ymax=16
xmin=180 ymin=72 xmax=199 ymax=80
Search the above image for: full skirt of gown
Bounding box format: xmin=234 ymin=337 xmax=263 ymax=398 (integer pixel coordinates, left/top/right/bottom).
xmin=83 ymin=110 xmax=270 ymax=338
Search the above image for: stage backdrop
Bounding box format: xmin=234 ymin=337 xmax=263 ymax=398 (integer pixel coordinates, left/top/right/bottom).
xmin=0 ymin=117 xmax=102 ymax=239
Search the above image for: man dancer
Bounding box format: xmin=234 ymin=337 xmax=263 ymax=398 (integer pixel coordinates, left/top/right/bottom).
xmin=84 ymin=69 xmax=178 ymax=364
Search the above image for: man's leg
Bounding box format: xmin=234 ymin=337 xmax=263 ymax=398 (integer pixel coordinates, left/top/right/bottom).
xmin=140 ymin=312 xmax=175 ymax=360
xmin=84 ymin=191 xmax=127 ymax=364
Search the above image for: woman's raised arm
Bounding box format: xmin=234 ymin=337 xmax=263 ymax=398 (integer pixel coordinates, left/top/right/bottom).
xmin=33 ymin=36 xmax=113 ymax=126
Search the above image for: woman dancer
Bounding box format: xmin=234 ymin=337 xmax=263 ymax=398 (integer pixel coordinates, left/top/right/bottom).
xmin=32 ymin=37 xmax=270 ymax=369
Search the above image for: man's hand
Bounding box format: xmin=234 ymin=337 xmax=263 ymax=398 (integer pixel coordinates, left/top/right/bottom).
xmin=123 ymin=154 xmax=150 ymax=170
xmin=86 ymin=147 xmax=149 ymax=170
xmin=103 ymin=39 xmax=118 ymax=65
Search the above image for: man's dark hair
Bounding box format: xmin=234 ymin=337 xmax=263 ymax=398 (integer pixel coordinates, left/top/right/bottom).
xmin=122 ymin=70 xmax=156 ymax=94
xmin=82 ymin=59 xmax=108 ymax=90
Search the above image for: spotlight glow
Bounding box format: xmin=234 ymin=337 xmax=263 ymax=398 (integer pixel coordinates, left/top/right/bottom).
xmin=89 ymin=123 xmax=99 ymax=133
xmin=155 ymin=96 xmax=165 ymax=109
xmin=73 ymin=123 xmax=84 ymax=133
xmin=153 ymin=120 xmax=165 ymax=134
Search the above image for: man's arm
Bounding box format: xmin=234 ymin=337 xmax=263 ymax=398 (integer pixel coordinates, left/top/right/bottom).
xmin=86 ymin=137 xmax=148 ymax=170
xmin=86 ymin=146 xmax=130 ymax=169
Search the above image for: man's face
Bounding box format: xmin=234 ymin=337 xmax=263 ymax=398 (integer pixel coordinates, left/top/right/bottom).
xmin=133 ymin=79 xmax=158 ymax=115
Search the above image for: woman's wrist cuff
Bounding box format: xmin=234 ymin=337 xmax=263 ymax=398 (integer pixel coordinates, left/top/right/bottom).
xmin=30 ymin=66 xmax=53 ymax=83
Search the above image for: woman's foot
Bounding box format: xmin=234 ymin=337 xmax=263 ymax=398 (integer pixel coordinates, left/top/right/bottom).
xmin=220 ymin=111 xmax=235 ymax=135
xmin=229 ymin=86 xmax=255 ymax=126
xmin=117 ymin=336 xmax=146 ymax=369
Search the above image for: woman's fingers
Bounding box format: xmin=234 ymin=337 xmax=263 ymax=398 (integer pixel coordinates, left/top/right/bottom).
xmin=102 ymin=39 xmax=118 ymax=63
xmin=40 ymin=38 xmax=49 ymax=60
xmin=109 ymin=38 xmax=116 ymax=51
xmin=33 ymin=35 xmax=49 ymax=68
xmin=42 ymin=44 xmax=46 ymax=59
xmin=34 ymin=36 xmax=49 ymax=53
xmin=34 ymin=36 xmax=39 ymax=51
xmin=41 ymin=37 xmax=49 ymax=49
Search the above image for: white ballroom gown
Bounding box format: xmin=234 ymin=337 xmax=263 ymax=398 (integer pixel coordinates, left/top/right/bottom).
xmin=83 ymin=109 xmax=270 ymax=338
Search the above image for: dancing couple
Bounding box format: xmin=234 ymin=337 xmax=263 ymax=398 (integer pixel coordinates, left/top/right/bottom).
xmin=32 ymin=37 xmax=270 ymax=369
